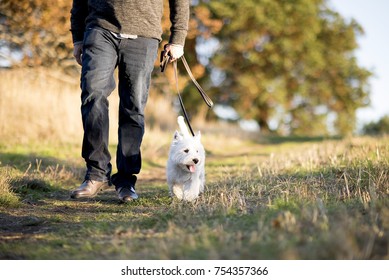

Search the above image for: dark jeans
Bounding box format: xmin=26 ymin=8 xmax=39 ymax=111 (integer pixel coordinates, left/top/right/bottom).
xmin=80 ymin=26 xmax=158 ymax=189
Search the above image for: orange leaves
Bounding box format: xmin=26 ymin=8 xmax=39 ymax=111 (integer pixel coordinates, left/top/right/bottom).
xmin=192 ymin=6 xmax=223 ymax=39
xmin=0 ymin=0 xmax=73 ymax=67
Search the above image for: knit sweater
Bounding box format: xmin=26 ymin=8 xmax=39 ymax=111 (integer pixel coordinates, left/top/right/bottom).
xmin=70 ymin=0 xmax=189 ymax=46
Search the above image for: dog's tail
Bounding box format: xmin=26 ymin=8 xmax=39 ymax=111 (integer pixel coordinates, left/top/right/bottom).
xmin=177 ymin=116 xmax=191 ymax=138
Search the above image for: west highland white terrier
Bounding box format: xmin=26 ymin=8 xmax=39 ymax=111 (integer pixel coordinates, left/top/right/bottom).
xmin=167 ymin=116 xmax=205 ymax=201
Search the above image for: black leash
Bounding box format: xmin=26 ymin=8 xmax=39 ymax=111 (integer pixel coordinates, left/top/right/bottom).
xmin=160 ymin=51 xmax=213 ymax=137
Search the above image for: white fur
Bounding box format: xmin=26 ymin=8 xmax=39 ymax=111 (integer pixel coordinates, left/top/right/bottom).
xmin=167 ymin=116 xmax=205 ymax=201
xmin=177 ymin=116 xmax=191 ymax=138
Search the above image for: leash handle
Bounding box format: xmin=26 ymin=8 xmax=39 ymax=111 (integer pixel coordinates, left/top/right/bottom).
xmin=160 ymin=50 xmax=170 ymax=72
xmin=160 ymin=53 xmax=213 ymax=108
xmin=181 ymin=56 xmax=213 ymax=108
xmin=160 ymin=52 xmax=213 ymax=137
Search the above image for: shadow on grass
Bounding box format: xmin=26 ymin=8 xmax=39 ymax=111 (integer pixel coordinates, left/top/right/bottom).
xmin=0 ymin=151 xmax=86 ymax=204
xmin=258 ymin=135 xmax=343 ymax=145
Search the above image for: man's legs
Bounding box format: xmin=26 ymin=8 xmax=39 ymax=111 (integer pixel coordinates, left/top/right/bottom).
xmin=111 ymin=37 xmax=158 ymax=200
xmin=71 ymin=27 xmax=118 ymax=199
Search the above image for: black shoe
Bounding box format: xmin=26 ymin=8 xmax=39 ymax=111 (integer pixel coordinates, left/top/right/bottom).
xmin=117 ymin=186 xmax=138 ymax=202
xmin=70 ymin=180 xmax=109 ymax=199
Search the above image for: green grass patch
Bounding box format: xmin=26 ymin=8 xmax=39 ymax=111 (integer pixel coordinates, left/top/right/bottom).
xmin=0 ymin=136 xmax=388 ymax=259
xmin=0 ymin=171 xmax=20 ymax=207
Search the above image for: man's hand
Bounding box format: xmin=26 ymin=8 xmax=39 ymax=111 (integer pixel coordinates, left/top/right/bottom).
xmin=164 ymin=44 xmax=184 ymax=62
xmin=73 ymin=43 xmax=83 ymax=66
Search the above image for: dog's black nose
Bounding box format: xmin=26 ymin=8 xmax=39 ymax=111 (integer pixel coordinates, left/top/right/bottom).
xmin=193 ymin=158 xmax=199 ymax=164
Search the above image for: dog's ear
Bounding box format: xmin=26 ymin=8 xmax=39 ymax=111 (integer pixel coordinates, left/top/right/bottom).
xmin=195 ymin=131 xmax=201 ymax=140
xmin=173 ymin=130 xmax=183 ymax=141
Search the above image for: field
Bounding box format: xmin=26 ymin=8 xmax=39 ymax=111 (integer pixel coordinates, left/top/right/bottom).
xmin=0 ymin=69 xmax=388 ymax=259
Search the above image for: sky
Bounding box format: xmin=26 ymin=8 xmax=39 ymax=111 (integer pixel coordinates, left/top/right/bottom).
xmin=329 ymin=0 xmax=389 ymax=127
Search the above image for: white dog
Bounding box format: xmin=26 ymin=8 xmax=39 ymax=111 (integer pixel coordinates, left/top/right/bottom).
xmin=167 ymin=116 xmax=205 ymax=201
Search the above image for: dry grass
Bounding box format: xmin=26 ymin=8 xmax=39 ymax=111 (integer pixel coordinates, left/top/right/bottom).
xmin=0 ymin=68 xmax=82 ymax=143
xmin=0 ymin=168 xmax=19 ymax=207
xmin=0 ymin=68 xmax=177 ymax=144
xmin=0 ymin=69 xmax=388 ymax=260
xmin=1 ymin=133 xmax=388 ymax=259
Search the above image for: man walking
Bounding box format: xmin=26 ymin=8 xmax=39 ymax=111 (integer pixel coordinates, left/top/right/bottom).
xmin=69 ymin=0 xmax=189 ymax=202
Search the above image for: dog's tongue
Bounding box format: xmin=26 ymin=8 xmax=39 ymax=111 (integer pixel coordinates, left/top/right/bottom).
xmin=188 ymin=165 xmax=196 ymax=173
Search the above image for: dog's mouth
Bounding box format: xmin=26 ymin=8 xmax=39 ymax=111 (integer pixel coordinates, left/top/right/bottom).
xmin=186 ymin=165 xmax=196 ymax=173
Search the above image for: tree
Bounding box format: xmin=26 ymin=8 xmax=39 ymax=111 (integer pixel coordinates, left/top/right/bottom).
xmin=362 ymin=115 xmax=389 ymax=135
xmin=0 ymin=0 xmax=372 ymax=136
xmin=158 ymin=1 xmax=222 ymax=121
xmin=205 ymin=0 xmax=371 ymax=135
xmin=0 ymin=0 xmax=74 ymax=69
xmin=0 ymin=0 xmax=216 ymax=73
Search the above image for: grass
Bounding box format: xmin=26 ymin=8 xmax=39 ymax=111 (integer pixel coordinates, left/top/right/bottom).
xmin=0 ymin=134 xmax=388 ymax=260
xmin=0 ymin=69 xmax=388 ymax=259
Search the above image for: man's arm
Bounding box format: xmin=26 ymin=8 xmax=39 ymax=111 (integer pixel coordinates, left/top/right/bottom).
xmin=70 ymin=0 xmax=88 ymax=65
xmin=166 ymin=0 xmax=189 ymax=61
xmin=70 ymin=0 xmax=88 ymax=44
xmin=168 ymin=0 xmax=190 ymax=46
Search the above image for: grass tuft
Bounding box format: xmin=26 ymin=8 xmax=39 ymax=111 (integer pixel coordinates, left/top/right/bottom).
xmin=0 ymin=168 xmax=20 ymax=207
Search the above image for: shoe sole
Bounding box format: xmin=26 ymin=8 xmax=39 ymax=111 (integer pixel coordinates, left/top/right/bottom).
xmin=119 ymin=193 xmax=139 ymax=203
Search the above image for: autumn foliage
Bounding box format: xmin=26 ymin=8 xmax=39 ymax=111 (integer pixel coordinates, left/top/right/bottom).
xmin=0 ymin=0 xmax=372 ymax=136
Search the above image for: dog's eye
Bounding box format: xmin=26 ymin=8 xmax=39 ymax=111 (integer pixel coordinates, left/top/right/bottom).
xmin=184 ymin=149 xmax=189 ymax=153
